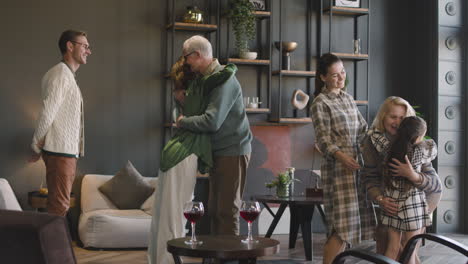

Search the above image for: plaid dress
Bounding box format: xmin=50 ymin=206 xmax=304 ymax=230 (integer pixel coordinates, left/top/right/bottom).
xmin=311 ymin=88 xmax=375 ymax=245
xmin=381 ymin=139 xmax=437 ymax=231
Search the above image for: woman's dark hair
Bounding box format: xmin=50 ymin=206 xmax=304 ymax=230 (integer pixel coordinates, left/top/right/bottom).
xmin=58 ymin=29 xmax=87 ymax=56
xmin=384 ymin=116 xmax=427 ymax=191
xmin=314 ymin=53 xmax=342 ymax=97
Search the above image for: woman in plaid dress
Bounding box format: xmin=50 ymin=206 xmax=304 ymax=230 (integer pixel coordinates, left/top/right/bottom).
xmin=311 ymin=53 xmax=375 ymax=264
xmin=362 ymin=96 xmax=442 ymax=257
xmin=382 ymin=116 xmax=437 ymax=263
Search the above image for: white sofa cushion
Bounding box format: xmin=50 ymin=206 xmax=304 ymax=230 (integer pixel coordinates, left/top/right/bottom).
xmin=0 ymin=178 xmax=22 ymax=211
xmin=79 ymin=209 xmax=151 ymax=248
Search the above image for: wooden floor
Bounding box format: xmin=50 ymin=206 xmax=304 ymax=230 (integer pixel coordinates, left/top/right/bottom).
xmin=74 ymin=233 xmax=468 ymax=264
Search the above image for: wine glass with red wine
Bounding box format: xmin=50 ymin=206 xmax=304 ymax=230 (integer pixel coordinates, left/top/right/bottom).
xmin=183 ymin=201 xmax=204 ymax=245
xmin=240 ymin=200 xmax=261 ymax=243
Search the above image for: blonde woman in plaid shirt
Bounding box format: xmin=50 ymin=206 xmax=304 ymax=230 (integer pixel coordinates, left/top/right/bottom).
xmin=311 ymin=53 xmax=375 ymax=264
xmin=362 ymin=96 xmax=442 ymax=260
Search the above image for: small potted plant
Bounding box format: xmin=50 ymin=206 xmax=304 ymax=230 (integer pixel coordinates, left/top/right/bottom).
xmin=228 ymin=0 xmax=257 ymax=59
xmin=265 ymin=171 xmax=298 ymax=198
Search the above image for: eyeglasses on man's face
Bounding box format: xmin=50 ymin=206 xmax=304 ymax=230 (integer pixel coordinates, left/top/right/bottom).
xmin=71 ymin=41 xmax=92 ymax=51
xmin=183 ymin=51 xmax=197 ymax=60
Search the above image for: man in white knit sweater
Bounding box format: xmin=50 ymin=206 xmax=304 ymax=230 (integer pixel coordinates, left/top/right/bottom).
xmin=29 ymin=29 xmax=91 ymax=216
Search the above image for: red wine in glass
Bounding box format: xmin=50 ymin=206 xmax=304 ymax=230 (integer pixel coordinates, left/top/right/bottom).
xmin=184 ymin=211 xmax=204 ymax=223
xmin=183 ymin=201 xmax=204 ymax=245
xmin=240 ymin=201 xmax=261 ymax=243
xmin=240 ymin=210 xmax=260 ymax=223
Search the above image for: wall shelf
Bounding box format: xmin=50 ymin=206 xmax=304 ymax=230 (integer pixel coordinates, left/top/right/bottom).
xmin=166 ymin=22 xmax=218 ymax=32
xmin=246 ymin=108 xmax=270 ymax=114
xmin=332 ymin=52 xmax=369 ymax=60
xmin=253 ymin=11 xmax=271 ymax=19
xmin=272 ymin=70 xmax=316 ymax=77
xmin=226 ymin=58 xmax=270 ymax=65
xmin=271 ymin=117 xmax=313 ymax=124
xmin=323 ymin=6 xmax=369 ymax=16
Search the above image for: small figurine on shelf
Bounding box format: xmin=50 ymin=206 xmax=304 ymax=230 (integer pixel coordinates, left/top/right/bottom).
xmin=183 ymin=6 xmax=204 ymax=24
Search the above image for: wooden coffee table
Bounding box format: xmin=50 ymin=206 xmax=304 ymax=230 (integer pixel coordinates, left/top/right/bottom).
xmin=167 ymin=235 xmax=280 ymax=264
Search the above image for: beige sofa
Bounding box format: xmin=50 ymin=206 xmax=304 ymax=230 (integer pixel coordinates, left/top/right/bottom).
xmin=78 ymin=174 xmax=158 ymax=248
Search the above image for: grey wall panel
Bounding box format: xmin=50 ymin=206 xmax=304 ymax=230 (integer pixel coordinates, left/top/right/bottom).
xmin=438 ymin=27 xmax=463 ymax=61
xmin=438 ymin=61 xmax=462 ymax=96
xmin=438 ymin=96 xmax=463 ymax=131
xmin=438 ymin=0 xmax=463 ymax=26
xmin=437 ymin=200 xmax=462 ymax=233
xmin=438 ymin=166 xmax=462 ymax=201
xmin=437 ymin=131 xmax=464 ymax=165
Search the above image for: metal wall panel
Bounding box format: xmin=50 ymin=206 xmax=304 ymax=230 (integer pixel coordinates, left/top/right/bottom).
xmin=438 ymin=61 xmax=462 ymax=96
xmin=438 ymin=27 xmax=463 ymax=61
xmin=438 ymin=0 xmax=463 ymax=26
xmin=438 ymin=96 xmax=463 ymax=131
xmin=437 ymin=200 xmax=462 ymax=233
xmin=438 ymin=166 xmax=462 ymax=201
xmin=437 ymin=131 xmax=464 ymax=166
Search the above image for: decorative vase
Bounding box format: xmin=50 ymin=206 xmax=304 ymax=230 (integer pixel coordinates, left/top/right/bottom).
xmin=183 ymin=6 xmax=204 ymax=24
xmin=276 ymin=184 xmax=290 ymax=198
xmin=239 ymin=51 xmax=257 ymax=60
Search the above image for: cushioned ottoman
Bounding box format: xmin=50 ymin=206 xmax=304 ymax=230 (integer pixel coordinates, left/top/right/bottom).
xmin=78 ymin=174 xmax=157 ymax=248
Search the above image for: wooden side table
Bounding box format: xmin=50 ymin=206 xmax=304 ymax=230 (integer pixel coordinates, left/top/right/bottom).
xmin=28 ymin=191 xmax=76 ymax=212
xmin=167 ymin=235 xmax=279 ymax=264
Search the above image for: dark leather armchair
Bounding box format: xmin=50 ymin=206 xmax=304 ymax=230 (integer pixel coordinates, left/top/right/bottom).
xmin=0 ymin=209 xmax=77 ymax=264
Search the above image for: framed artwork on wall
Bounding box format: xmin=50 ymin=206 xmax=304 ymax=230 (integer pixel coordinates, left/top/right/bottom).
xmin=249 ymin=0 xmax=265 ymax=10
xmin=335 ymin=0 xmax=360 ymax=8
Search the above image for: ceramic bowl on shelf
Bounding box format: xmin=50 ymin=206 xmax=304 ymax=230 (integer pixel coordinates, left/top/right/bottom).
xmin=239 ymin=51 xmax=258 ymax=60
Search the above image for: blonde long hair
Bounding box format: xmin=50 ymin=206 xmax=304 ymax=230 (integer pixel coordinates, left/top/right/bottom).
xmin=371 ymin=96 xmax=416 ymax=132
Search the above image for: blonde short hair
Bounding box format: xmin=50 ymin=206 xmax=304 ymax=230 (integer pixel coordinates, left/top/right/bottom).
xmin=183 ymin=35 xmax=213 ymax=58
xmin=371 ymin=96 xmax=416 ymax=132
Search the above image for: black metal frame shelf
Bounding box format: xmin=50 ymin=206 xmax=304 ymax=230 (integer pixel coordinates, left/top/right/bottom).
xmin=225 ymin=0 xmax=273 ymax=116
xmin=271 ymin=0 xmax=317 ymax=123
xmin=324 ymin=0 xmax=370 ymax=121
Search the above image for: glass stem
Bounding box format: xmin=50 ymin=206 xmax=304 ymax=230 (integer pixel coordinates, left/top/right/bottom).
xmin=247 ymin=221 xmax=253 ymax=241
xmin=191 ymin=222 xmax=196 ymax=242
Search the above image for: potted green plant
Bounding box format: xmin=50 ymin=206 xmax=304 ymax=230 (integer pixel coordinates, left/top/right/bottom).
xmin=228 ymin=0 xmax=257 ymax=59
xmin=265 ymin=171 xmax=299 ymax=198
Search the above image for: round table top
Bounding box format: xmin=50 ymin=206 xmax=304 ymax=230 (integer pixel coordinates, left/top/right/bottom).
xmin=167 ymin=235 xmax=279 ymax=259
xmin=255 ymin=195 xmax=323 ymax=205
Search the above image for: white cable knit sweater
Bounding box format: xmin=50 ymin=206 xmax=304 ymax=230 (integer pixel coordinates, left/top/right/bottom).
xmin=31 ymin=62 xmax=84 ymax=157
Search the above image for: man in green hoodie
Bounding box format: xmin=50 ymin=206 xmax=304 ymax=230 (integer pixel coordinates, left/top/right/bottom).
xmin=177 ymin=35 xmax=252 ymax=236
